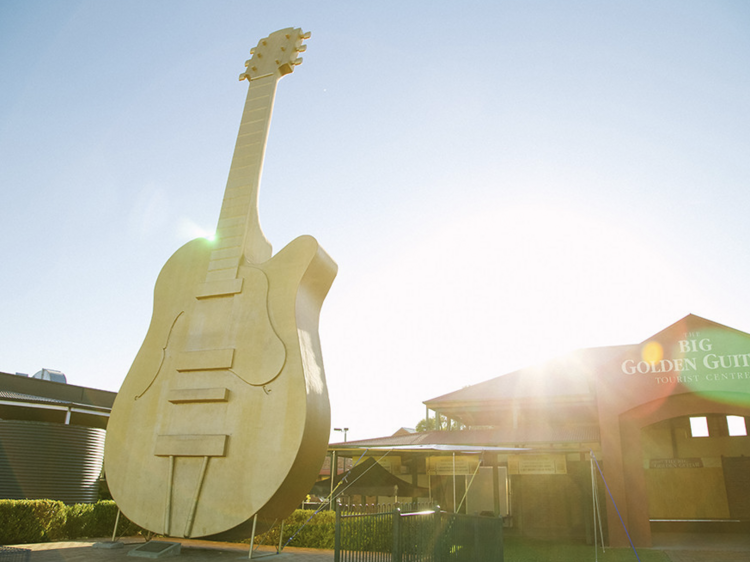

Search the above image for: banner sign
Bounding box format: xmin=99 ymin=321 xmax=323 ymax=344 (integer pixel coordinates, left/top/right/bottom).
xmin=620 ymin=328 xmax=750 ymax=394
xmin=649 ymin=458 xmax=703 ymax=469
xmin=426 ymin=456 xmax=479 ymax=475
xmin=508 ymin=454 xmax=567 ymax=475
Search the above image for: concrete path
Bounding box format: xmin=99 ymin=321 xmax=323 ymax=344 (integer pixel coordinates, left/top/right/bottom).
xmin=11 ymin=538 xmax=334 ymax=562
xmin=652 ymin=532 xmax=750 ymax=562
xmin=11 ymin=533 xmax=750 ymax=562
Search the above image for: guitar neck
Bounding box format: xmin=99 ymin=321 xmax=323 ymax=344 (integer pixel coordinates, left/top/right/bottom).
xmin=205 ymin=74 xmax=279 ymax=284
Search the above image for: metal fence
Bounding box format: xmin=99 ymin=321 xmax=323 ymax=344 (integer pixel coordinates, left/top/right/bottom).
xmin=0 ymin=548 xmax=31 ymax=562
xmin=334 ymin=504 xmax=503 ymax=562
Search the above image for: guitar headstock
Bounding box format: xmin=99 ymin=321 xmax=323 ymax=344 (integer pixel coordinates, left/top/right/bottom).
xmin=240 ymin=27 xmax=310 ymax=82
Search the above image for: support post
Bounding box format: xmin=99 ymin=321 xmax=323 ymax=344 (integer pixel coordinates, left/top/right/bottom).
xmin=493 ymin=464 xmax=501 ymax=516
xmin=277 ymin=520 xmax=285 ymax=553
xmin=591 ymin=455 xmax=598 ymax=562
xmin=392 ymin=508 xmax=401 ymax=562
xmin=248 ymin=514 xmax=258 ymax=560
xmin=111 ymin=508 xmax=121 ymax=542
xmin=334 ymin=503 xmax=341 ymax=562
xmin=452 ymin=453 xmax=456 ymax=513
xmin=330 ymin=451 xmax=337 ymax=510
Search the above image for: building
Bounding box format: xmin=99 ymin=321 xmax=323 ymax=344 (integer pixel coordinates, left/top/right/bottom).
xmin=0 ymin=370 xmax=116 ymax=503
xmin=330 ymin=314 xmax=750 ymax=547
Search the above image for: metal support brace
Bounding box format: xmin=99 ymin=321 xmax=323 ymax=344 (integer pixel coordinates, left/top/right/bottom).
xmin=248 ymin=515 xmax=258 ymax=559
xmin=277 ymin=520 xmax=285 ymax=553
xmin=112 ymin=508 xmax=121 ymax=542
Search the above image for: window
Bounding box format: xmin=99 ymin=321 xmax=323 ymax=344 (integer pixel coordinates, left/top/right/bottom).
xmin=727 ymin=415 xmax=747 ymax=437
xmin=689 ymin=416 xmax=709 ymax=437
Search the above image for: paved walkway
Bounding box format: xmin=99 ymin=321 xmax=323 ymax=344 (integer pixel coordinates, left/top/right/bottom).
xmin=12 ymin=538 xmax=334 ymax=562
xmin=11 ymin=533 xmax=750 ymax=562
xmin=652 ymin=532 xmax=750 ymax=562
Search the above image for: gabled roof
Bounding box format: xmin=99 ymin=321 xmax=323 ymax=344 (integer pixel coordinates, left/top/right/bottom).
xmin=424 ymin=345 xmax=632 ymax=409
xmin=638 ymin=313 xmax=750 ymax=344
xmin=422 ymin=314 xmax=750 ymax=427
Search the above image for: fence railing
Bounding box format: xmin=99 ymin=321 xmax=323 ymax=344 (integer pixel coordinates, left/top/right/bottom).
xmin=334 ymin=503 xmax=503 ymax=562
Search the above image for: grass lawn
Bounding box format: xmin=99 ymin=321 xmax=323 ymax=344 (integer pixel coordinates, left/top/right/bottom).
xmin=503 ymin=537 xmax=671 ymax=562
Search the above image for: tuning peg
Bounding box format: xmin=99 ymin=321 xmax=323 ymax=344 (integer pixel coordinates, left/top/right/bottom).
xmin=297 ymin=44 xmax=307 ymax=53
xmin=292 ymin=57 xmax=303 ymax=66
xmin=244 ymin=59 xmax=251 ymax=68
xmin=250 ymin=47 xmax=256 ymax=55
xmin=301 ymin=31 xmax=311 ymax=40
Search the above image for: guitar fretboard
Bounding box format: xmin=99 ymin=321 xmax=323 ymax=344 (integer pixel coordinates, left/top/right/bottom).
xmin=204 ymin=75 xmax=279 ymax=287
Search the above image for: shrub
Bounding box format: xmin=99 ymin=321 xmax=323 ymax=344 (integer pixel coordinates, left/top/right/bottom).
xmin=248 ymin=509 xmax=336 ymax=550
xmin=0 ymin=500 xmax=143 ymax=545
xmin=63 ymin=501 xmax=141 ymax=540
xmin=0 ymin=502 xmax=330 ymax=549
xmin=0 ymin=500 xmax=67 ymax=544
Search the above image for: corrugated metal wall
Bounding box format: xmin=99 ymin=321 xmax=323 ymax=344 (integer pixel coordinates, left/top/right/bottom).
xmin=0 ymin=420 xmax=105 ymax=503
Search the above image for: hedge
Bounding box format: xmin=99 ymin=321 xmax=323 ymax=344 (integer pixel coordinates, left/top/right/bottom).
xmin=0 ymin=501 xmax=334 ymax=549
xmin=247 ymin=509 xmax=335 ymax=550
xmin=0 ymin=500 xmax=143 ymax=545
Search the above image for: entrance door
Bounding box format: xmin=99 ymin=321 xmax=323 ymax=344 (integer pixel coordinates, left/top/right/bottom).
xmin=465 ymin=466 xmax=508 ymax=516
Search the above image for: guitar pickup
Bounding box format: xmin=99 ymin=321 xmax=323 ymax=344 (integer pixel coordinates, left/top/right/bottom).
xmin=175 ymin=348 xmax=235 ymax=371
xmin=168 ymin=387 xmax=229 ymax=404
xmin=154 ymin=434 xmax=228 ymax=457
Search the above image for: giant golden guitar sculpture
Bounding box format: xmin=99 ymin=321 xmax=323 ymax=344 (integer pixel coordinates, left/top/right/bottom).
xmin=104 ymin=28 xmax=336 ymax=540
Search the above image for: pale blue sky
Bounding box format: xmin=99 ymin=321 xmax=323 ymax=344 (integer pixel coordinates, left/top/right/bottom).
xmin=1 ymin=1 xmax=749 ymax=441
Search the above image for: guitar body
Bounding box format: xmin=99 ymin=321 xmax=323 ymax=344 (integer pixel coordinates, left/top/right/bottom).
xmin=104 ymin=234 xmax=336 ymax=538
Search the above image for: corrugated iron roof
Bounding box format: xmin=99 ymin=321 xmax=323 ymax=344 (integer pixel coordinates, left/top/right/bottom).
xmin=0 ymin=390 xmax=111 ymax=412
xmin=0 ymin=390 xmax=69 ymax=404
xmin=333 ymin=425 xmax=600 ymax=450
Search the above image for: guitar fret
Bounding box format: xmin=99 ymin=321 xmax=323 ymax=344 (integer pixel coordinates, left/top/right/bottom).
xmin=225 ymin=175 xmax=260 ymax=191
xmin=241 ymin=99 xmax=272 ymax=117
xmin=214 ymin=223 xmax=245 ymax=238
xmin=217 ymin=206 xmax=254 ymax=223
xmin=213 ymin=236 xmax=243 ymax=249
xmin=209 ymin=247 xmax=242 ymax=261
xmin=235 ymin=127 xmax=267 ymax=141
xmin=218 ymin=202 xmax=250 ymax=215
xmin=208 ymin=257 xmax=241 ymax=272
xmin=216 ymin=216 xmax=244 ymax=229
xmin=229 ymin=154 xmax=262 ymax=169
xmin=220 ymin=195 xmax=252 ymax=211
xmin=226 ymin=163 xmax=260 ymax=177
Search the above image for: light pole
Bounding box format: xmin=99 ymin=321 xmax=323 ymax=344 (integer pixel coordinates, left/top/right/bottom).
xmin=334 ymin=427 xmax=349 ymax=442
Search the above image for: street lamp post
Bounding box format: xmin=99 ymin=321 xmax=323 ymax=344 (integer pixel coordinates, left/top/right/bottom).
xmin=334 ymin=427 xmax=349 ymax=442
